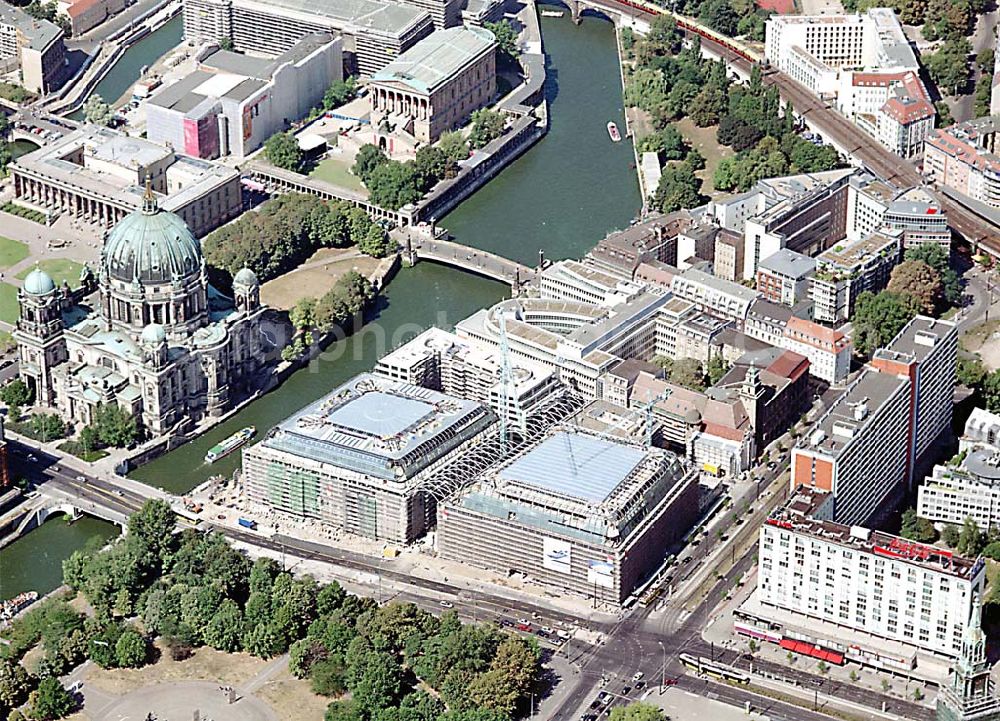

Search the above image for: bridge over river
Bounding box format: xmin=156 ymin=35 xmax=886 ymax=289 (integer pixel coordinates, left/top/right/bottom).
xmin=403 ymin=235 xmax=538 ymax=293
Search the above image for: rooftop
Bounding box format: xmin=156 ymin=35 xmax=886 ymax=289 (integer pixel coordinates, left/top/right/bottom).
xmin=0 ymin=2 xmax=62 ymax=51
xmin=371 ymin=26 xmax=495 ymax=94
xmin=873 ymin=315 xmax=955 ymax=365
xmin=673 ymin=267 xmax=759 ymax=303
xmin=235 ymin=0 xmax=430 ymax=37
xmin=815 ymin=230 xmax=900 ymax=271
xmin=499 ymin=430 xmax=647 ymax=504
xmin=768 ymin=487 xmax=982 ymax=580
xmin=259 ymin=373 xmax=495 ymax=481
xmin=758 ymin=248 xmax=816 ymax=280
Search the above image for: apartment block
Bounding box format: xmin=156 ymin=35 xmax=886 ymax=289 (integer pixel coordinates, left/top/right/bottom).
xmin=0 ymin=3 xmax=66 ymax=94
xmin=670 ymin=267 xmax=759 ymax=325
xmin=924 ymin=116 xmax=1000 ymax=209
xmin=791 ymin=316 xmax=956 ymax=525
xmin=759 ymin=487 xmax=985 ymax=658
xmin=810 ymin=229 xmax=901 ymax=324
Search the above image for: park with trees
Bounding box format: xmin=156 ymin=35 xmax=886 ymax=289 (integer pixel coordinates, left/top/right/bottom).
xmin=0 ymin=499 xmax=544 ymax=721
xmin=622 ymin=18 xmax=841 ymax=212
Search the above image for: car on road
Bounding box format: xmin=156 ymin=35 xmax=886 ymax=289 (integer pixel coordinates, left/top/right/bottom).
xmin=75 ymin=475 xmax=85 ymax=482
xmin=27 ymin=454 xmax=37 ymax=462
xmin=500 ymin=619 xmax=513 ymax=627
xmin=541 ymin=625 xmax=553 ymax=633
xmin=439 ymin=600 xmax=454 ymax=609
xmin=516 ymin=622 xmax=531 ymax=632
xmin=632 ymin=672 xmax=644 ymax=681
xmin=663 ymin=678 xmax=677 ymax=686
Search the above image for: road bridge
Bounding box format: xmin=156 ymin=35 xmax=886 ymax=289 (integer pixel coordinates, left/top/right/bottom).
xmin=403 ymin=236 xmax=538 ymax=293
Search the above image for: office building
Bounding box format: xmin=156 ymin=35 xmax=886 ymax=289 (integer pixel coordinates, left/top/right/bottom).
xmin=587 ymin=212 xmax=690 ymax=279
xmin=756 ymin=248 xmax=816 ymax=307
xmin=782 ymin=316 xmax=852 ymax=384
xmin=791 ymin=316 xmax=957 ymax=525
xmin=437 ymin=425 xmax=700 ymax=605
xmin=758 ymin=487 xmax=985 ymax=659
xmin=765 ymin=9 xmax=935 ymax=158
xmin=540 ymin=259 xmax=644 ymax=307
xmin=713 ymin=229 xmax=745 ymax=283
xmin=11 ymin=126 xmax=242 ymax=238
xmin=183 ymin=0 xmax=434 ymax=75
xmin=676 ymin=222 xmax=719 ymax=268
xmin=370 ymin=26 xmax=495 ymax=150
xmin=147 ymin=34 xmax=342 ymax=160
xmin=15 ymin=189 xmax=268 ymax=436
xmin=374 ymin=326 xmax=565 ymax=430
xmin=0 ymin=2 xmax=66 ymax=94
xmin=924 ymin=117 xmax=1000 ymax=209
xmin=243 ymin=373 xmax=496 ymax=544
xmin=670 ymin=267 xmax=758 ymax=325
xmin=810 ymin=229 xmax=901 ymax=324
xmin=918 ymin=449 xmax=1000 ymax=533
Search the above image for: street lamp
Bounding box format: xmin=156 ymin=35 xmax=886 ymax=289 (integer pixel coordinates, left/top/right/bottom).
xmin=658 ymin=640 xmax=665 ymax=695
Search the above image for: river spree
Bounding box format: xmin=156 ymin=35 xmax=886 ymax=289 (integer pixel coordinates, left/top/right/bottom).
xmin=0 ymin=9 xmax=641 ymax=597
xmin=132 ymin=9 xmax=639 ymax=494
xmin=442 ymin=9 xmax=642 ymax=264
xmin=0 ymin=516 xmax=119 ymax=597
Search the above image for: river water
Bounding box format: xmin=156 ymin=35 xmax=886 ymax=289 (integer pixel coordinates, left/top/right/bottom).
xmin=68 ymin=14 xmax=185 ymax=120
xmin=1 ymin=9 xmax=641 ymax=596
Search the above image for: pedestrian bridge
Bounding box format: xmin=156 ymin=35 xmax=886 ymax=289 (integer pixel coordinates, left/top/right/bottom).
xmin=405 ymin=237 xmax=537 ymax=293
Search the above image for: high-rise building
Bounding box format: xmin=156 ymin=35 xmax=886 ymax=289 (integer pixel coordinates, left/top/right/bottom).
xmin=791 ymin=316 xmax=956 ymax=525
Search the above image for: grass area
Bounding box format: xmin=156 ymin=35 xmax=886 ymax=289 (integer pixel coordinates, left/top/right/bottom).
xmin=0 ymin=82 xmax=34 ymax=104
xmin=256 ymin=664 xmax=332 ymax=721
xmin=675 ymin=117 xmax=735 ymax=197
xmin=961 ymin=319 xmax=1000 ymax=354
xmin=260 ymin=247 xmax=381 ymax=310
xmin=308 ymin=155 xmax=367 ymax=195
xmin=16 ymin=258 xmax=86 ymax=289
xmin=83 ymin=641 xmax=270 ymax=696
xmin=0 ymin=330 xmax=13 ymax=353
xmin=0 ymin=282 xmax=20 ymax=325
xmin=0 ymin=236 xmax=29 ymax=269
xmin=57 ymin=440 xmax=110 ymax=463
xmin=1 ymin=202 xmax=46 ymax=224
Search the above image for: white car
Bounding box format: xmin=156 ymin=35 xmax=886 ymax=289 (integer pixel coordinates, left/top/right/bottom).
xmin=439 ymin=600 xmax=454 ymax=609
xmin=632 ymin=672 xmax=644 ymax=681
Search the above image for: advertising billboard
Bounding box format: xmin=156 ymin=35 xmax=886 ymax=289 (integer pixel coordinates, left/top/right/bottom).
xmin=587 ymin=559 xmax=614 ymax=589
xmin=542 ymin=537 xmax=572 ymax=574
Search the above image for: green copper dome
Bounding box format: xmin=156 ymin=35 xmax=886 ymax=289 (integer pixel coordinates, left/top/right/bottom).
xmin=23 ymin=267 xmax=56 ymax=295
xmin=102 ymin=190 xmax=201 ymax=284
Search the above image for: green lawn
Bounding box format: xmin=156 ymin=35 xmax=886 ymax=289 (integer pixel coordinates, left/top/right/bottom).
xmin=0 ymin=282 xmax=19 ymax=325
xmin=0 ymin=236 xmax=29 ymax=269
xmin=308 ymin=156 xmax=367 ymax=196
xmin=16 ymin=259 xmax=86 ymax=289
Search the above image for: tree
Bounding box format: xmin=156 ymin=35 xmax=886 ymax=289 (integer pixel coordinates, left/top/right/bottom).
xmin=323 ymin=76 xmax=357 ymax=110
xmin=881 ymin=678 xmax=891 ymax=692
xmin=0 ymin=659 xmax=31 ymax=709
xmin=900 ymin=508 xmax=937 ymax=543
xmin=925 ymin=38 xmax=971 ymax=96
xmin=651 ymin=163 xmax=704 ymax=213
xmin=935 ymin=100 xmax=955 ymax=128
xmin=485 ymin=20 xmax=518 ymax=63
xmin=219 ymin=37 xmax=234 ymax=51
xmin=887 ymin=260 xmax=943 ymax=315
xmin=978 ymin=49 xmax=995 ymax=73
xmin=93 ymin=403 xmax=139 ymax=448
xmin=83 ymin=94 xmax=113 ymax=126
xmin=265 ymin=132 xmax=302 ymax=172
xmin=114 ymin=628 xmax=148 ymax=668
xmin=353 ymin=144 xmax=388 ymax=184
xmin=638 ymin=125 xmax=688 ymax=161
xmin=413 ymin=145 xmax=448 ymax=189
xmin=670 ymin=358 xmax=705 ymax=390
xmin=438 ymin=132 xmax=469 ymax=172
xmin=2 ymin=378 xmax=33 ymax=417
xmin=905 ymin=243 xmax=961 ymax=306
xmin=290 ymin=297 xmax=317 ymax=330
xmin=706 ymin=354 xmax=730 ymax=386
xmin=79 ymin=424 xmax=103 ymax=455
xmin=689 ymin=86 xmax=727 ymax=127
xmin=851 ymin=291 xmax=920 ymax=358
xmin=608 ymin=702 xmax=665 ymax=721
xmin=348 ymin=649 xmax=402 ymax=713
xmin=30 ymin=413 xmax=65 ymax=442
xmin=357 ymin=223 xmax=393 ymax=258
xmin=943 ymin=523 xmax=961 ymax=548
xmin=205 ymin=599 xmax=245 ymax=652
xmin=958 ymin=516 xmax=986 ymax=556
xmin=850 ymin=669 xmax=860 ymax=682
xmin=326 ymin=700 xmax=363 ymax=721
xmin=127 ymin=499 xmax=178 ymax=572
xmin=312 ymin=656 xmax=348 ymax=696
xmin=469 ymin=109 xmax=506 ymax=149
xmin=28 ymin=677 xmax=75 ymax=720
xmin=982 ymin=369 xmax=1000 ymax=413
xmin=367 ymin=161 xmax=423 ymax=210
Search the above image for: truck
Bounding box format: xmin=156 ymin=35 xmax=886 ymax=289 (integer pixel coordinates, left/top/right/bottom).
xmin=238 ymin=518 xmax=257 ymax=530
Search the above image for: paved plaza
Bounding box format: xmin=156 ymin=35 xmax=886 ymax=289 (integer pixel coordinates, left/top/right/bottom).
xmin=87 ymin=680 xmax=278 ymax=721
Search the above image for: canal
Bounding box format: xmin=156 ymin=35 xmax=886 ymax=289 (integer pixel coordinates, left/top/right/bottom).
xmin=68 ymin=13 xmax=185 ymax=121
xmin=131 ymin=8 xmax=640 ymax=494
xmin=0 ymin=516 xmax=119 ymax=597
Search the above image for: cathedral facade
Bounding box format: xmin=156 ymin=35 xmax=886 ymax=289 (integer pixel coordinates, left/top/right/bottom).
xmin=14 ymin=188 xmax=268 ymax=437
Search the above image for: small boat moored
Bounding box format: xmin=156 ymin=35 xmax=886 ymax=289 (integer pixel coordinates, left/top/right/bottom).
xmin=541 ymin=9 xmax=564 ymax=16
xmin=607 ymin=121 xmax=621 ymax=142
xmin=205 ymin=426 xmax=256 ymax=464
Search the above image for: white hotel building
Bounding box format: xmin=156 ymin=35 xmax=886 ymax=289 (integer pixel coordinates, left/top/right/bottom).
xmin=759 ymin=487 xmax=985 ymax=658
xmin=765 ymin=9 xmax=935 ymax=158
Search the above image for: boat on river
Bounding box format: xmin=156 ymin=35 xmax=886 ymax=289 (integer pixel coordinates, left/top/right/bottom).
xmin=607 ymin=121 xmax=621 ymax=142
xmin=1 ymin=591 xmax=38 ymax=624
xmin=541 ymin=9 xmax=564 ymax=16
xmin=205 ymin=427 xmax=255 ymax=464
